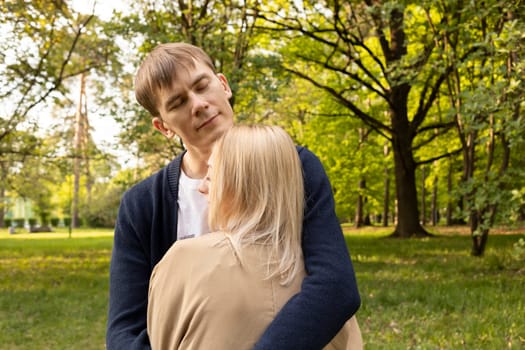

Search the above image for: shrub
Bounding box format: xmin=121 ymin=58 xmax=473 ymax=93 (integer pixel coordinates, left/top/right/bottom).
xmin=4 ymin=219 xmax=12 ymax=228
xmin=40 ymin=213 xmax=50 ymax=226
xmin=14 ymin=218 xmax=25 ymax=228
xmin=63 ymin=217 xmax=71 ymax=227
xmin=28 ymin=218 xmax=37 ymax=227
xmin=50 ymin=217 xmax=60 ymax=227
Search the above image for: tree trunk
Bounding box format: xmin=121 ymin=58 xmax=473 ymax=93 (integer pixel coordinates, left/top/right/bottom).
xmin=446 ymin=159 xmax=453 ymax=226
xmin=390 ymin=95 xmax=429 ymax=237
xmin=355 ymin=127 xmax=369 ymax=228
xmin=386 ymin=7 xmax=429 ymax=238
xmin=83 ymin=102 xmax=92 ymax=209
xmin=431 ymin=175 xmax=438 ymax=226
xmin=363 ymin=208 xmax=371 ymax=226
xmin=420 ymin=166 xmax=426 ymax=225
xmin=0 ymin=185 xmax=4 ymax=228
xmin=383 ymin=166 xmax=390 ymax=227
xmin=471 ymin=227 xmax=489 ymax=256
xmin=354 ymin=179 xmax=365 ymax=228
xmin=470 ymin=205 xmax=496 ymax=256
xmin=0 ymin=162 xmax=6 ymax=228
xmin=72 ymin=73 xmax=87 ymax=228
xmin=391 ymin=137 xmax=429 ymax=237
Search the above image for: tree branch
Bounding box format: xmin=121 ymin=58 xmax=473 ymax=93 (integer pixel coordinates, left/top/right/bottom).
xmin=416 ymin=148 xmax=462 ymax=166
xmin=284 ymin=66 xmax=392 ymax=136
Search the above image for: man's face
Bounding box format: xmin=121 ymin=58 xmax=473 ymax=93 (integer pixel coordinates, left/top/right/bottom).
xmin=154 ymin=60 xmax=234 ymax=152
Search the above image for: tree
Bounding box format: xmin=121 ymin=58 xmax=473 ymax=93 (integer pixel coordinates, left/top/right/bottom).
xmin=46 ymin=103 xmax=118 ymax=228
xmin=256 ymin=1 xmax=484 ymax=237
xmin=1 ymin=1 xmax=120 ymax=227
xmin=437 ymin=1 xmax=525 ymax=255
xmin=0 ymin=1 xmax=97 ymax=150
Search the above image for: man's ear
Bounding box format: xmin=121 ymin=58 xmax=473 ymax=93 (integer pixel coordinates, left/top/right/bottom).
xmin=152 ymin=117 xmax=176 ymax=139
xmin=217 ymin=73 xmax=232 ymax=99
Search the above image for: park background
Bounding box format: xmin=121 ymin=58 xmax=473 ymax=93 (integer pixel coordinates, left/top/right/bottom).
xmin=1 ymin=0 xmax=524 ymax=349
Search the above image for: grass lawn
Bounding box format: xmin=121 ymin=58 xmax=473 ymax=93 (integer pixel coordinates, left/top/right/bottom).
xmin=344 ymin=225 xmax=525 ymax=349
xmin=0 ymin=228 xmax=113 ymax=350
xmin=1 ymin=226 xmax=524 ymax=349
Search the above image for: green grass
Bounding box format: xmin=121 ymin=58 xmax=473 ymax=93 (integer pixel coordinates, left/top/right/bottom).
xmin=345 ymin=226 xmax=525 ymax=349
xmin=0 ymin=228 xmax=113 ymax=350
xmin=1 ymin=226 xmax=524 ymax=349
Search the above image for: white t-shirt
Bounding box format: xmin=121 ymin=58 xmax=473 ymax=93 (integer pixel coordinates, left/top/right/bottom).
xmin=177 ymin=170 xmax=209 ymax=240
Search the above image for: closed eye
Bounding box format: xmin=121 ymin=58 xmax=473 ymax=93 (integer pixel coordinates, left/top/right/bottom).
xmin=195 ymin=79 xmax=210 ymax=92
xmin=165 ymin=94 xmax=184 ymax=111
xmin=169 ymin=99 xmax=184 ymax=109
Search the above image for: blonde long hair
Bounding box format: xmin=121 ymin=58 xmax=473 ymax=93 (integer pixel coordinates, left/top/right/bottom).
xmin=208 ymin=125 xmax=304 ymax=285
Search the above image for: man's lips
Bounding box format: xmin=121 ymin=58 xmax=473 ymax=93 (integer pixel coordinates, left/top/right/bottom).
xmin=197 ymin=114 xmax=218 ymax=130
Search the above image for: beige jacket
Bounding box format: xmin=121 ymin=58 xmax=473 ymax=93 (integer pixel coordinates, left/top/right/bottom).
xmin=148 ymin=232 xmax=362 ymax=350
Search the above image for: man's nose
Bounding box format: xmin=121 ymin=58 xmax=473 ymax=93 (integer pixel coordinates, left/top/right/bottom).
xmin=190 ymin=93 xmax=209 ymax=116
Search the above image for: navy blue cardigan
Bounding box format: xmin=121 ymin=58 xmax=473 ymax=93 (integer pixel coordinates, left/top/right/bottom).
xmin=106 ymin=146 xmax=360 ymax=350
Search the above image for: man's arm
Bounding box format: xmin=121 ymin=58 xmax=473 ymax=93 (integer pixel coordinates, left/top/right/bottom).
xmin=254 ymin=147 xmax=361 ymax=350
xmin=106 ymin=191 xmax=152 ymax=350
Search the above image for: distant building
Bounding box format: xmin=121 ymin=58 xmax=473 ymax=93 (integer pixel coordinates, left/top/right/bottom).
xmin=3 ymin=196 xmax=35 ymax=227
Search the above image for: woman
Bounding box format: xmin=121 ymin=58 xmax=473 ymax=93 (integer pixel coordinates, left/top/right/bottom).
xmin=147 ymin=125 xmax=362 ymax=349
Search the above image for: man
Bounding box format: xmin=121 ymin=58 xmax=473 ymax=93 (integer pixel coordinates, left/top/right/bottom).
xmin=106 ymin=42 xmax=360 ymax=350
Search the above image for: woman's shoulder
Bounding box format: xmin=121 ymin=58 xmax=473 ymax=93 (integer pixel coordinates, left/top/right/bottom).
xmin=156 ymin=232 xmax=229 ymax=268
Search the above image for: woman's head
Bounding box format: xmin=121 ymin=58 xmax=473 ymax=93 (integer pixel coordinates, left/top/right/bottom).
xmin=207 ymin=124 xmax=304 ymax=284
